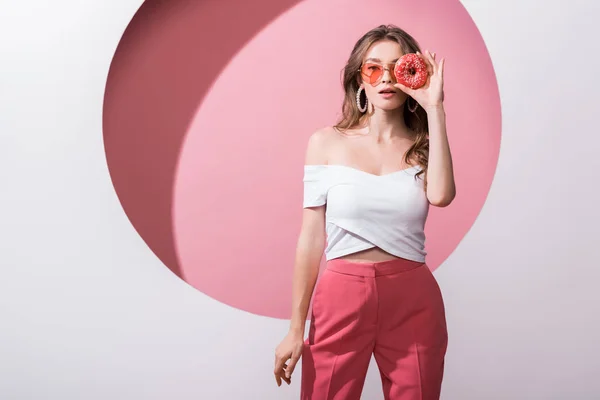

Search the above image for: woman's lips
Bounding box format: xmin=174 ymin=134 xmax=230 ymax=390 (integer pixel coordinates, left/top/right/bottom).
xmin=379 ymin=91 xmax=396 ymax=99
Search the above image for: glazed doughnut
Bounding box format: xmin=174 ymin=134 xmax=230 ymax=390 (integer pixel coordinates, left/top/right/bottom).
xmin=394 ymin=53 xmax=428 ymax=89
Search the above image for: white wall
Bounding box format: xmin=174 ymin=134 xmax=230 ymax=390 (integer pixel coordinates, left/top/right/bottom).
xmin=1 ymin=0 xmax=599 ymax=399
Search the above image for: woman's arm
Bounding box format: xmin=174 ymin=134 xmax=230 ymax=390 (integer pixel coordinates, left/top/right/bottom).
xmin=395 ymin=50 xmax=456 ymax=207
xmin=274 ymin=130 xmax=329 ymax=386
xmin=288 ymin=207 xmax=326 ymax=335
xmin=424 ymin=105 xmax=456 ymax=207
xmin=289 ymin=129 xmax=329 ymax=334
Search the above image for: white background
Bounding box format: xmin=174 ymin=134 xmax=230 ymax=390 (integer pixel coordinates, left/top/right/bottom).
xmin=1 ymin=0 xmax=599 ymax=399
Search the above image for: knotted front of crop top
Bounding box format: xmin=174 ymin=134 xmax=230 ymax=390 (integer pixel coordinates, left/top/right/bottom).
xmin=303 ymin=164 xmax=429 ymax=262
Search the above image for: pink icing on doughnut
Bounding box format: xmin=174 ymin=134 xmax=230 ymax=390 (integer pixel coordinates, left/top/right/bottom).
xmin=394 ymin=53 xmax=428 ymax=89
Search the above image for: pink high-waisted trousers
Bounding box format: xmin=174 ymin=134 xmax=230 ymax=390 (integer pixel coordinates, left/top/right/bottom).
xmin=301 ymin=257 xmax=448 ymax=400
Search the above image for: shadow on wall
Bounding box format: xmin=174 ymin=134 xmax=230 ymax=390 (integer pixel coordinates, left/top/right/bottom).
xmin=102 ymin=0 xmax=302 ymax=277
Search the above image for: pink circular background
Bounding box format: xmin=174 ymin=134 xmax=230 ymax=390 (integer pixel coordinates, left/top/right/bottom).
xmin=103 ymin=0 xmax=501 ymax=319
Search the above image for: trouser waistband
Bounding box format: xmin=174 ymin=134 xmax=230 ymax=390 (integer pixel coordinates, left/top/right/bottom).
xmin=326 ymin=257 xmax=425 ymax=277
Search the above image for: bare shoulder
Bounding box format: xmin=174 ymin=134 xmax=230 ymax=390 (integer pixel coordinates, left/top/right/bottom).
xmin=304 ymin=126 xmax=339 ymax=165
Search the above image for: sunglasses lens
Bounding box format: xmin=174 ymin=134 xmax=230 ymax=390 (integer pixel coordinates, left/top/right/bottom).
xmin=361 ymin=63 xmax=382 ymax=84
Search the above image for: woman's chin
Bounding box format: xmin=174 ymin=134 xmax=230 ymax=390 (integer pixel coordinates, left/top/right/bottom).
xmin=372 ymin=101 xmax=404 ymax=112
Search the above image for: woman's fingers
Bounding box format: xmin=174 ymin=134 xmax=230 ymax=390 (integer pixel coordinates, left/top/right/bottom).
xmin=274 ymin=353 xmax=287 ymax=386
xmin=423 ymin=50 xmax=437 ymax=75
xmin=275 ymin=369 xmax=291 ymax=386
xmin=274 ymin=366 xmax=282 ymax=386
xmin=280 ymin=363 xmax=292 ymax=385
xmin=416 ymin=51 xmax=429 ymax=72
xmin=274 ymin=367 xmax=291 ymax=386
xmin=282 ymin=370 xmax=291 ymax=385
xmin=274 ymin=371 xmax=281 ymax=387
xmin=417 ymin=50 xmax=432 ymax=75
xmin=285 ymin=349 xmax=302 ymax=378
xmin=274 ymin=353 xmax=294 ymax=386
xmin=274 ymin=337 xmax=303 ymax=387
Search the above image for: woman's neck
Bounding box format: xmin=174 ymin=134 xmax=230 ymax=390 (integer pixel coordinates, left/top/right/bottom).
xmin=365 ymin=106 xmax=413 ymax=143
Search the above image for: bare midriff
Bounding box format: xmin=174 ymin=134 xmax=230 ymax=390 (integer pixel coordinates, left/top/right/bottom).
xmin=336 ymin=247 xmax=401 ymax=263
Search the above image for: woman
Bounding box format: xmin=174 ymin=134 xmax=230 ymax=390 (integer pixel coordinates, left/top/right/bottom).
xmin=274 ymin=24 xmax=455 ymax=400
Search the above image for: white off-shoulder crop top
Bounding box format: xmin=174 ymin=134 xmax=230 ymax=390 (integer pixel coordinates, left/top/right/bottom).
xmin=303 ymin=164 xmax=429 ymax=262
